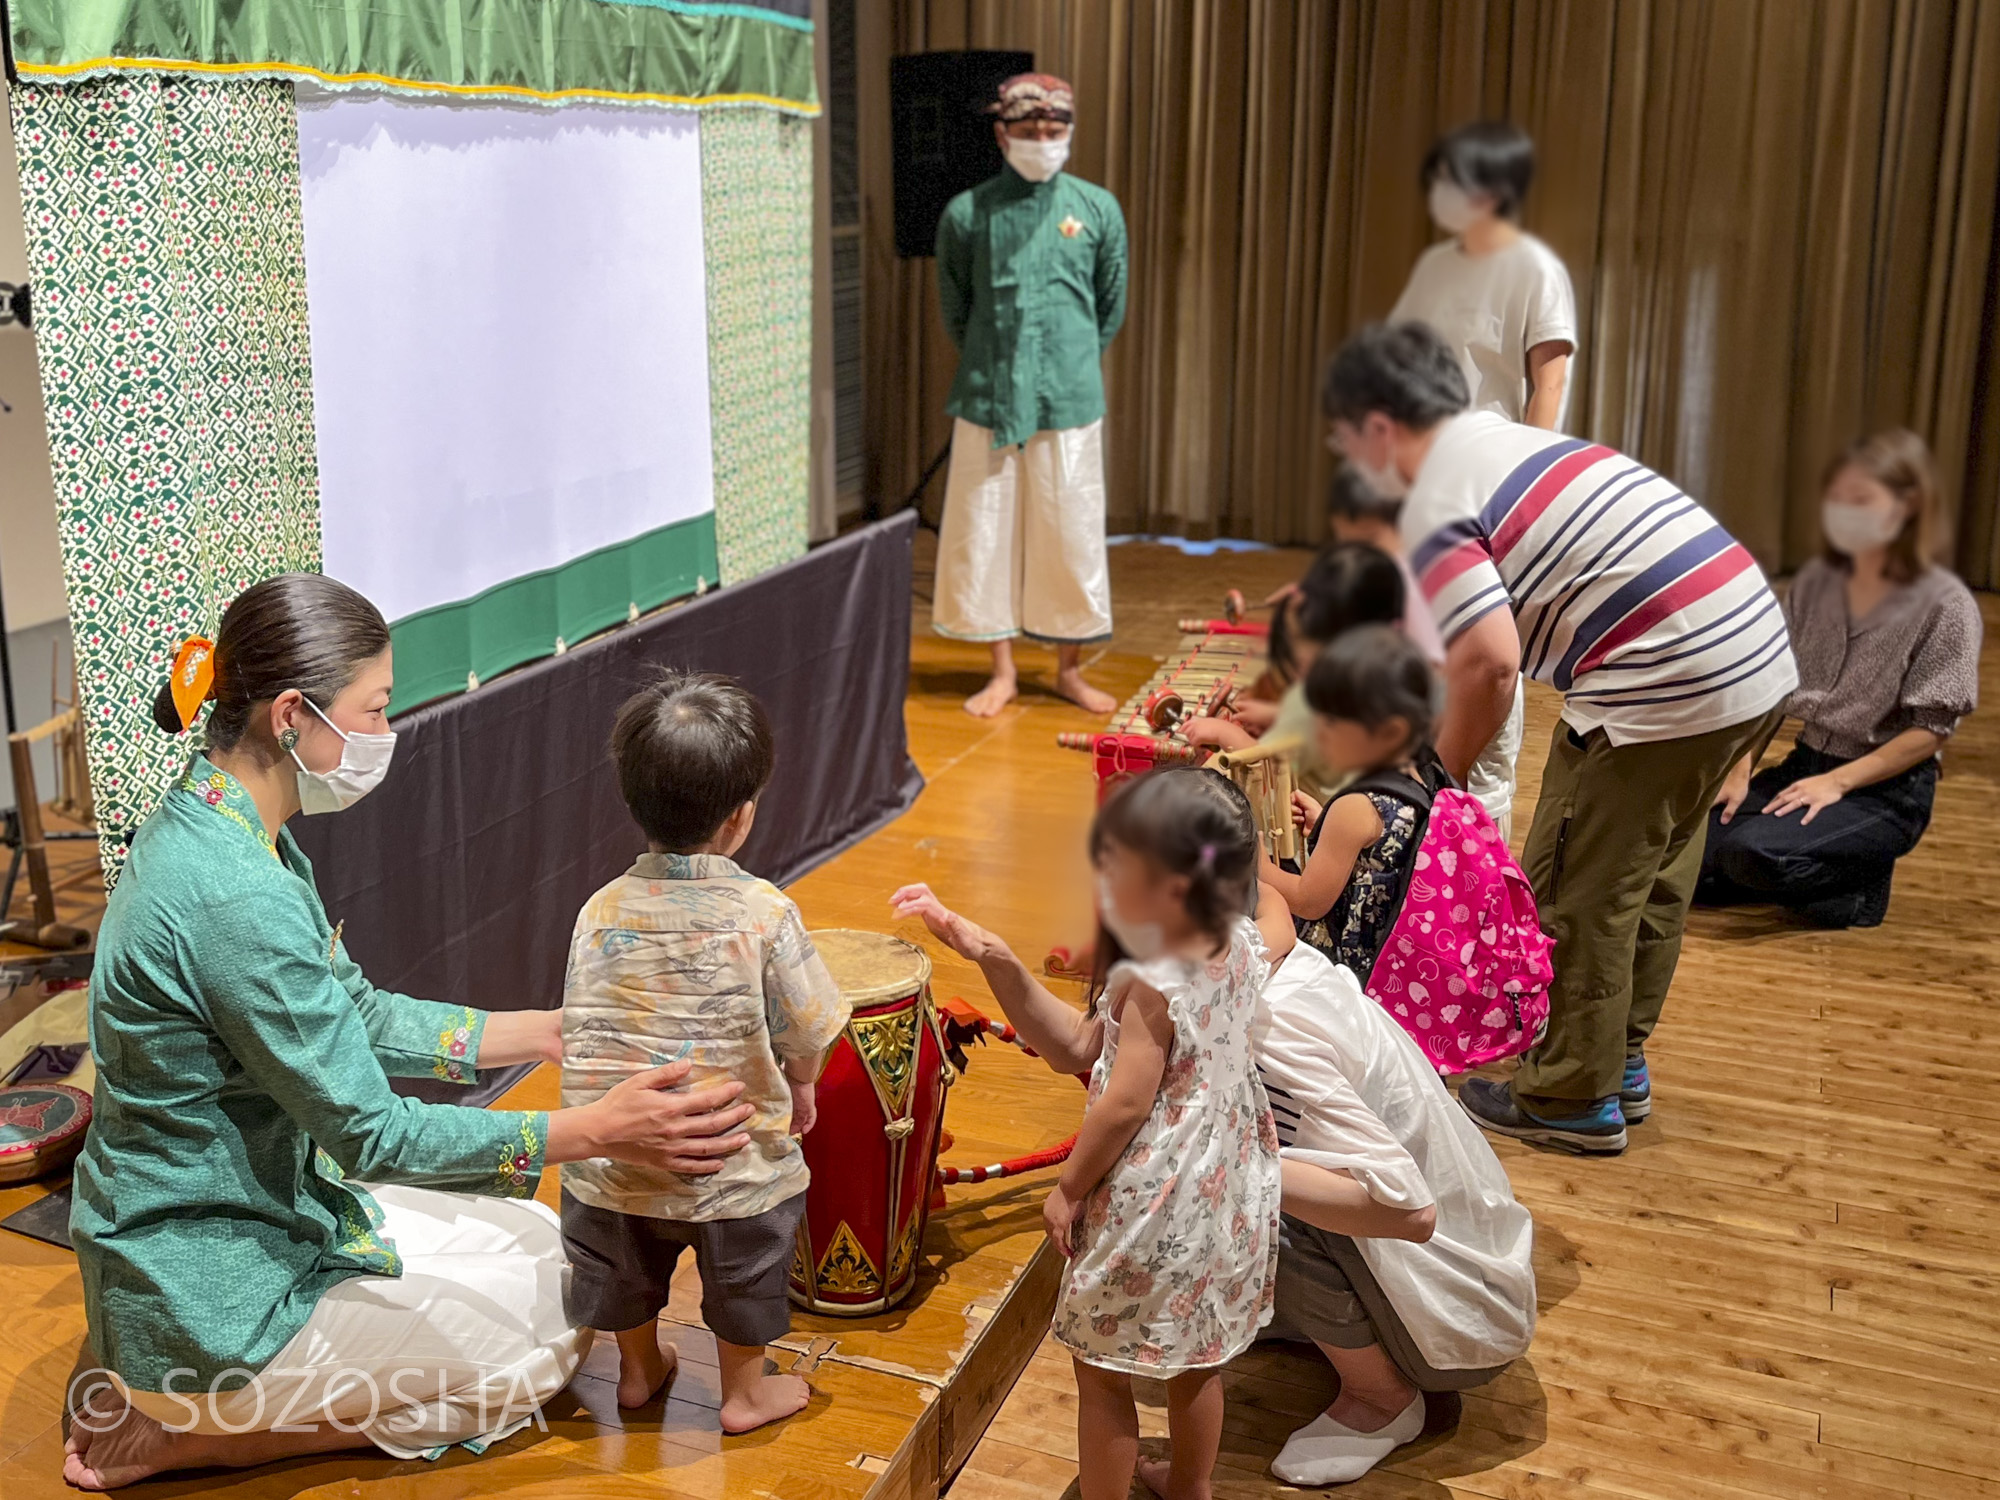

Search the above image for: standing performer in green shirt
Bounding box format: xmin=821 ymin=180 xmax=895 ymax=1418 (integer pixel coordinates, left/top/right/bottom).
xmin=933 ymin=72 xmax=1129 ymax=717
xmin=60 ymin=573 xmax=758 ymax=1491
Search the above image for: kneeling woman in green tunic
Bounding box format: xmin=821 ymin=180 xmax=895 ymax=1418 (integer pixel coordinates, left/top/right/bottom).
xmin=64 ymin=574 xmax=757 ymax=1491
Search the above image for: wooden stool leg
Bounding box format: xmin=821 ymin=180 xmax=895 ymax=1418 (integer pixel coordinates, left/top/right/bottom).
xmin=6 ymin=734 xmax=87 ymax=949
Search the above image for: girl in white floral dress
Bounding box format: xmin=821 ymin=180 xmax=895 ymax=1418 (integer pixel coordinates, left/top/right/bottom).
xmin=894 ymin=768 xmax=1281 ymax=1500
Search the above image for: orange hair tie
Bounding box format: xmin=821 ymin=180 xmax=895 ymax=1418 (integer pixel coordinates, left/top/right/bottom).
xmin=169 ymin=636 xmax=216 ymax=731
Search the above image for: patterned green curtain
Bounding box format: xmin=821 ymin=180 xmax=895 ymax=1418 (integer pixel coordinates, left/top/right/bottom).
xmin=11 ymin=75 xmax=320 ymax=879
xmin=701 ymin=109 xmax=813 ymax=585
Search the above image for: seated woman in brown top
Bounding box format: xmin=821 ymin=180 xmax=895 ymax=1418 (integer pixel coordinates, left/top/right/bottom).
xmin=1698 ymin=429 xmax=1981 ymax=927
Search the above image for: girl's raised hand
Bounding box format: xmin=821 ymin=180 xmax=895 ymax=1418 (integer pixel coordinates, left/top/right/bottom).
xmin=890 ymin=884 xmax=1004 ymax=964
xmin=1291 ymin=789 xmax=1323 ymax=833
xmin=1180 ymin=715 xmax=1243 ymax=750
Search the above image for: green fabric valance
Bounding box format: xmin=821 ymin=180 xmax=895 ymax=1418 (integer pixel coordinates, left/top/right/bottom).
xmin=7 ymin=0 xmax=818 ymax=115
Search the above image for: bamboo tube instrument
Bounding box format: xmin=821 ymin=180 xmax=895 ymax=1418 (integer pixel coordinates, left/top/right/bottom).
xmin=1213 ymin=736 xmax=1304 ymax=863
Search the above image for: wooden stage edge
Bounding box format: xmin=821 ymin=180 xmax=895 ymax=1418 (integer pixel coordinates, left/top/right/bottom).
xmin=850 ymin=1243 xmax=1063 ymax=1500
xmin=498 ymin=1042 xmax=1074 ymax=1500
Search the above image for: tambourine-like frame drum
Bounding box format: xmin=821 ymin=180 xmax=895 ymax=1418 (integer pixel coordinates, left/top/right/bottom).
xmin=0 ymin=1082 xmax=91 ymax=1184
xmin=790 ymin=931 xmax=951 ymax=1316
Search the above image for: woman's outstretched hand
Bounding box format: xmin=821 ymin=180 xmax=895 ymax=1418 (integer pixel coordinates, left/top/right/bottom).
xmin=890 ymin=883 xmax=1006 ymax=966
xmin=566 ymin=1062 xmax=756 ymax=1174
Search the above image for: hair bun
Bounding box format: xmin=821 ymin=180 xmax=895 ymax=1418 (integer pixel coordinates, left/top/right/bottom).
xmin=151 ymin=677 xmax=186 ymax=734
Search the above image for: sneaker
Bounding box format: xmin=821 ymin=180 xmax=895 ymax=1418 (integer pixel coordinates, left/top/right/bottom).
xmin=1458 ymin=1077 xmax=1627 ymax=1155
xmin=1271 ymin=1394 xmax=1425 ymax=1486
xmin=1620 ymin=1053 xmax=1651 ymax=1124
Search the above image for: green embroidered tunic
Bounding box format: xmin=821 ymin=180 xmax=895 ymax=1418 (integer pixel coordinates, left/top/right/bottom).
xmin=936 ymin=166 xmax=1128 ymax=448
xmin=73 ymin=758 xmax=548 ymax=1392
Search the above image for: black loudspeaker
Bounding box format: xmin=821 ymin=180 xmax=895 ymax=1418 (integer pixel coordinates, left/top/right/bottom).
xmin=890 ymin=49 xmax=1033 ymax=258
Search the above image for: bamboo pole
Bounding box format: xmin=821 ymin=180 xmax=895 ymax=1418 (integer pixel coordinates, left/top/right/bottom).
xmin=1211 ymin=735 xmax=1304 ymax=770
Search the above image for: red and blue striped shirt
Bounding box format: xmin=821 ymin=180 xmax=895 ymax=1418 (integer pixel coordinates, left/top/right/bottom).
xmin=1400 ymin=413 xmax=1797 ymax=744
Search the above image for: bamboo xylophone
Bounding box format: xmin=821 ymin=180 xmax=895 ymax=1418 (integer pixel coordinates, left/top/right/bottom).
xmin=1057 ymin=620 xmax=1297 ymax=862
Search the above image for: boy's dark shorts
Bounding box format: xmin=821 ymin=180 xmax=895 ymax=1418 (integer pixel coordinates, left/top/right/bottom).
xmin=562 ymin=1188 xmax=805 ymax=1349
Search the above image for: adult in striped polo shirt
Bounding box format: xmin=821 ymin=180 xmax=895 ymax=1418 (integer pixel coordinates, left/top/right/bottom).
xmin=1321 ymin=322 xmax=1796 ymax=1155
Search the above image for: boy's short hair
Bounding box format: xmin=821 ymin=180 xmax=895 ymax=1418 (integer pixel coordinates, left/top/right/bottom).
xmin=611 ymin=672 xmax=774 ymax=852
xmin=1320 ymin=322 xmax=1470 ymax=431
xmin=1327 ymin=464 xmax=1404 ymax=529
xmin=1293 ymin=541 xmax=1405 ymax=646
xmin=1422 ymin=121 xmax=1536 ymax=220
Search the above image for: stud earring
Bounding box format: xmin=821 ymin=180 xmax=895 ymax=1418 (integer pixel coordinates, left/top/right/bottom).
xmin=278 ymin=728 xmax=299 ymax=752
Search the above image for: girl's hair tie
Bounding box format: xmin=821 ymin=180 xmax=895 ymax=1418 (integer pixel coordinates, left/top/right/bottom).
xmin=1197 ymin=842 xmax=1217 ymax=871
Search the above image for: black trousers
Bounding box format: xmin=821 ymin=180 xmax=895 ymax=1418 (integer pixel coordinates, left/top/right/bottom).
xmin=1695 ymin=744 xmax=1937 ymax=928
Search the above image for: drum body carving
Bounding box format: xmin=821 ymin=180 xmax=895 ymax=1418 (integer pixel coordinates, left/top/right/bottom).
xmin=790 ymin=930 xmax=950 ymax=1315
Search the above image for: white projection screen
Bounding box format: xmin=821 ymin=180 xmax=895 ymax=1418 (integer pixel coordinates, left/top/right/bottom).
xmin=297 ymin=90 xmax=715 ymax=705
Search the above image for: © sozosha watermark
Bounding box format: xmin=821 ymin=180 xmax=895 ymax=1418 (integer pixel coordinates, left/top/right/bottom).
xmin=67 ymin=1362 xmax=552 ymax=1439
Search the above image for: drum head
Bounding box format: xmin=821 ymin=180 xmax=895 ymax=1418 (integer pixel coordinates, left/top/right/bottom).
xmin=812 ymin=930 xmax=932 ymax=1005
xmin=0 ymin=1082 xmax=91 ymax=1185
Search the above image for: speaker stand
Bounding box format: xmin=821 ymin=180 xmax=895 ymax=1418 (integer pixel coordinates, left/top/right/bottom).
xmin=869 ymin=437 xmax=952 ymax=531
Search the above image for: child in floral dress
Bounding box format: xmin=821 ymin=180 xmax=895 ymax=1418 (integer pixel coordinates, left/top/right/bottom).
xmin=893 ymin=768 xmax=1281 ymax=1500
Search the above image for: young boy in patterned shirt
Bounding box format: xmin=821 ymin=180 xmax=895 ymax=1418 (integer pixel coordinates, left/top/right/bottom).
xmin=560 ymin=672 xmax=849 ymax=1432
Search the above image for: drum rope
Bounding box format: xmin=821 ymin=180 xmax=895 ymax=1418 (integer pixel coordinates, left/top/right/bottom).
xmin=935 ymin=1014 xmax=1083 ymax=1186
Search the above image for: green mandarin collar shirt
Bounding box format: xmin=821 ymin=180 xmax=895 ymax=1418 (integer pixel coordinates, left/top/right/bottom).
xmin=73 ymin=757 xmax=548 ymax=1391
xmin=937 ymin=166 xmax=1128 ymax=448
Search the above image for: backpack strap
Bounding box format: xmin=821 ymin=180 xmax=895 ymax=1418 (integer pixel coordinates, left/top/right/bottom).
xmin=1306 ymin=758 xmax=1451 ymax=942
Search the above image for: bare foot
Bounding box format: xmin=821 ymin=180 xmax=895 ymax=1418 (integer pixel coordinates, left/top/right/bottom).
xmin=964 ymin=672 xmax=1019 ymax=717
xmin=64 ymin=1403 xmax=212 ymax=1491
xmin=616 ymin=1336 xmax=679 ymax=1409
xmin=719 ymin=1372 xmax=812 ymax=1434
xmin=1054 ymin=666 xmax=1116 ymax=716
xmin=1135 ymin=1452 xmax=1210 ymax=1500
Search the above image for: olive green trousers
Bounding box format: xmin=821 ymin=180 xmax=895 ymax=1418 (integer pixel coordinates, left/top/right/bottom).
xmin=1513 ymin=709 xmax=1785 ymax=1105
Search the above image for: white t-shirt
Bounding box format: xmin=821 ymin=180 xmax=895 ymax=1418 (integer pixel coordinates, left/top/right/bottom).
xmin=1390 ymin=234 xmax=1577 ymax=428
xmin=1399 ymin=412 xmax=1797 ymax=745
xmin=1255 ymin=941 xmax=1536 ymax=1371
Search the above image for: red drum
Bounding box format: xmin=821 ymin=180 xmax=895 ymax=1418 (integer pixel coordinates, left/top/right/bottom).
xmin=790 ymin=931 xmax=950 ymax=1316
xmin=0 ymin=1083 xmax=91 ymax=1184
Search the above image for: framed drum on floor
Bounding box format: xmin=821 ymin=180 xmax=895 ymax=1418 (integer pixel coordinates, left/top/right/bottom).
xmin=790 ymin=930 xmax=950 ymax=1316
xmin=0 ymin=1083 xmax=91 ymax=1184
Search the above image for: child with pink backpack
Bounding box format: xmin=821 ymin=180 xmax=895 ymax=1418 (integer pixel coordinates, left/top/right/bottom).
xmin=1258 ymin=625 xmax=1551 ymax=1074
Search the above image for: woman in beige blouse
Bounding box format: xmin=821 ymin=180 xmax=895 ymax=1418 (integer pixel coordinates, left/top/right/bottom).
xmin=1699 ymin=430 xmax=1981 ymax=927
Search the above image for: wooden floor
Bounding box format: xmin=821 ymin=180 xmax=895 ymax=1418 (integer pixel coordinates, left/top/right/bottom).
xmin=957 ymin=556 xmax=2000 ymax=1500
xmin=3 ymin=537 xmax=1999 ymax=1500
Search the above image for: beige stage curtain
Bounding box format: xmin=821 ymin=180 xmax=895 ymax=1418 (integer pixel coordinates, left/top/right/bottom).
xmin=854 ymin=0 xmax=2000 ymax=584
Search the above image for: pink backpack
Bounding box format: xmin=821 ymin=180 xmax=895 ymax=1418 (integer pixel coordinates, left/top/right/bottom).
xmin=1359 ymin=781 xmax=1553 ymax=1075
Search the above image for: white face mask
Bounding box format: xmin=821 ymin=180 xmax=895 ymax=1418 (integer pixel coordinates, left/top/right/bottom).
xmin=1821 ymin=498 xmax=1904 ymax=557
xmin=292 ymin=697 xmax=396 ymax=815
xmin=1348 ymin=432 xmax=1410 ymax=502
xmin=1004 ymin=135 xmax=1070 ymax=183
xmin=1428 ymin=178 xmax=1483 ymax=236
xmin=1096 ymin=873 xmax=1168 ymax=962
